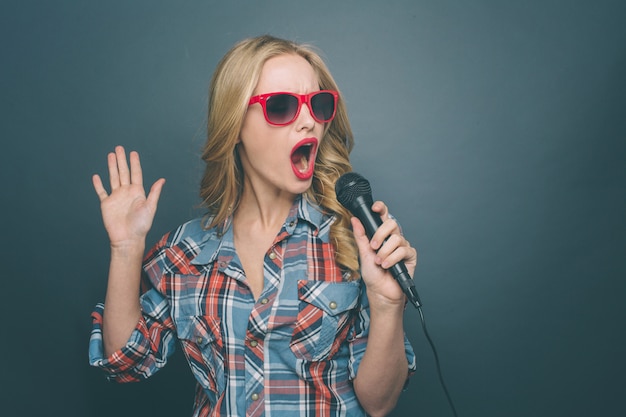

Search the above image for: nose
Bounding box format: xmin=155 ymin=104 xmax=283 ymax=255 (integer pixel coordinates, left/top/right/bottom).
xmin=295 ymin=101 xmax=316 ymax=130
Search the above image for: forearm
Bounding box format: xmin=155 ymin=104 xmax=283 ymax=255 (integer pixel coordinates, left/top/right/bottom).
xmin=102 ymin=243 xmax=144 ymax=356
xmin=354 ymin=295 xmax=408 ymax=417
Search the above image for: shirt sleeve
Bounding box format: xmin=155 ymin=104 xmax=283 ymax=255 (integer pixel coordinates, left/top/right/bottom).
xmin=88 ymin=242 xmax=178 ymax=383
xmin=347 ymin=281 xmax=417 ymax=382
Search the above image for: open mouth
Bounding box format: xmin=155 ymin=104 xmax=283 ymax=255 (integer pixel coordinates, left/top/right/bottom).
xmin=290 ymin=138 xmax=318 ymax=180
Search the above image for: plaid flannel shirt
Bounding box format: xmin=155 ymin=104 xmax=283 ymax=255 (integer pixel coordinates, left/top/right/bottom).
xmin=89 ymin=195 xmax=416 ymax=416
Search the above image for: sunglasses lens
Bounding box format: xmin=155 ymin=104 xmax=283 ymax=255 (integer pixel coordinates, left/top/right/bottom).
xmin=265 ymin=94 xmax=299 ymax=124
xmin=311 ymin=92 xmax=336 ymax=122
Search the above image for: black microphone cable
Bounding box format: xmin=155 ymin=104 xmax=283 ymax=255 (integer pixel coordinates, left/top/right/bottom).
xmin=416 ymin=304 xmax=459 ymax=417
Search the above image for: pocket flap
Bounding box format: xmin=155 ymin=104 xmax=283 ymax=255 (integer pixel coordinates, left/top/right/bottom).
xmin=177 ymin=315 xmax=222 ymax=348
xmin=297 ymin=280 xmax=361 ymax=316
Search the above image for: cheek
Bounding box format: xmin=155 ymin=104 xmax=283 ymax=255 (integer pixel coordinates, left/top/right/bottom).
xmin=240 ymin=109 xmax=268 ymax=141
xmin=239 ymin=126 xmax=285 ymax=164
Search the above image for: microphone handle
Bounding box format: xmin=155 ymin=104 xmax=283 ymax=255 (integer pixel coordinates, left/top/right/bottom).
xmin=350 ymin=196 xmax=421 ymax=308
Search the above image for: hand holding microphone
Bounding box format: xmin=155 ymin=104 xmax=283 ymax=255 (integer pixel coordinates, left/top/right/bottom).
xmin=336 ymin=172 xmax=421 ymax=308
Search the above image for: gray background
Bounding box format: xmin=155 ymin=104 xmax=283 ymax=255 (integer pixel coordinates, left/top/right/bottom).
xmin=2 ymin=0 xmax=624 ymax=416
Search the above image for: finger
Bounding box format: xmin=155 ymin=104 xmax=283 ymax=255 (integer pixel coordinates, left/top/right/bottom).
xmin=146 ymin=178 xmax=166 ymax=210
xmin=371 ymin=200 xmax=390 ymax=220
xmin=370 ymin=217 xmax=400 ymax=251
xmin=92 ymin=174 xmax=108 ymax=202
xmin=129 ymin=151 xmax=143 ymax=186
xmin=389 ymin=245 xmax=418 ymax=276
xmin=107 ymin=151 xmax=120 ymax=190
xmin=115 ymin=145 xmax=131 ymax=186
xmin=375 ymin=232 xmax=405 ymax=261
xmin=378 ymin=235 xmax=411 ymax=269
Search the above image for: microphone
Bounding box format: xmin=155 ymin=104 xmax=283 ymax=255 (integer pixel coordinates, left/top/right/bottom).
xmin=335 ymin=172 xmax=421 ymax=308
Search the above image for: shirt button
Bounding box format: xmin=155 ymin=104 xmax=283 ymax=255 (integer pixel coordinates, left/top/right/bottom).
xmin=249 ymin=339 xmax=258 ymax=348
xmin=251 ymin=393 xmax=259 ymax=401
xmin=329 ymin=301 xmax=338 ymax=310
xmin=260 ymin=298 xmax=269 ymax=305
xmin=268 ymin=252 xmax=277 ymax=260
xmin=196 ymin=337 xmax=203 ymax=344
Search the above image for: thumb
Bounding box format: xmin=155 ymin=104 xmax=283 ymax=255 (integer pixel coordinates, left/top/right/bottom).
xmin=351 ymin=217 xmax=376 ymax=261
xmin=146 ymin=178 xmax=166 ymax=209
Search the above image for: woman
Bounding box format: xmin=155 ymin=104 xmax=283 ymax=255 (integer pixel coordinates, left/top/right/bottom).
xmin=90 ymin=35 xmax=417 ymax=417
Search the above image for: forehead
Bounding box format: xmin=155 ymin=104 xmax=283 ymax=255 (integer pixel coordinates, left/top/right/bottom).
xmin=254 ymin=54 xmax=319 ymax=94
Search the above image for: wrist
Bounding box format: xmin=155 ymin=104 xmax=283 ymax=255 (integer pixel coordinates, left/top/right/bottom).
xmin=366 ymin=289 xmax=406 ymax=317
xmin=110 ymin=240 xmax=146 ymax=259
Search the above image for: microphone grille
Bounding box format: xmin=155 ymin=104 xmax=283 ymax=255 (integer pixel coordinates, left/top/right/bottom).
xmin=335 ymin=172 xmax=373 ymax=208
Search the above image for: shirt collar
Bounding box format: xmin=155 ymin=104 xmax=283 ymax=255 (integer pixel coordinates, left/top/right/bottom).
xmin=295 ymin=194 xmax=326 ymax=231
xmin=190 ymin=195 xmax=328 ymax=266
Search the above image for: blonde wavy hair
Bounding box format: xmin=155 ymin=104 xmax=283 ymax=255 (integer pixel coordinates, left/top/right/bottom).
xmin=199 ymin=35 xmax=359 ymax=279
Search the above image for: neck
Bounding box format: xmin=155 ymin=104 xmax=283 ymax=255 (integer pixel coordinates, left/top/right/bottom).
xmin=234 ymin=181 xmax=297 ymax=233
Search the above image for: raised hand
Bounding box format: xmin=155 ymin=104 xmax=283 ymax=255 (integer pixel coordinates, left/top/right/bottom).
xmin=351 ymin=201 xmax=418 ymax=306
xmin=92 ymin=146 xmax=165 ymax=249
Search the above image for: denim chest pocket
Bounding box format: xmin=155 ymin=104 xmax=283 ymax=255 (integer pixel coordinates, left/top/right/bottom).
xmin=290 ymin=280 xmax=361 ymax=361
xmin=177 ymin=315 xmax=225 ymax=399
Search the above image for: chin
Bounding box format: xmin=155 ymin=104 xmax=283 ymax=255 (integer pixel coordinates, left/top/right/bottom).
xmin=288 ymin=177 xmax=314 ymax=196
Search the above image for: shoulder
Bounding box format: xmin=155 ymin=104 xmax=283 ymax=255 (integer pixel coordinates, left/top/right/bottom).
xmin=159 ymin=216 xmax=215 ymax=249
xmin=143 ymin=215 xmax=218 ymax=276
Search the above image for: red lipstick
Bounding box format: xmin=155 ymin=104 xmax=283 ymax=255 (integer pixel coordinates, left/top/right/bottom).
xmin=290 ymin=138 xmax=318 ymax=180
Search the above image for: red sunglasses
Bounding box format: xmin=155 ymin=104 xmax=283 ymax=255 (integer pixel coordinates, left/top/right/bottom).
xmin=248 ymin=90 xmax=339 ymax=126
